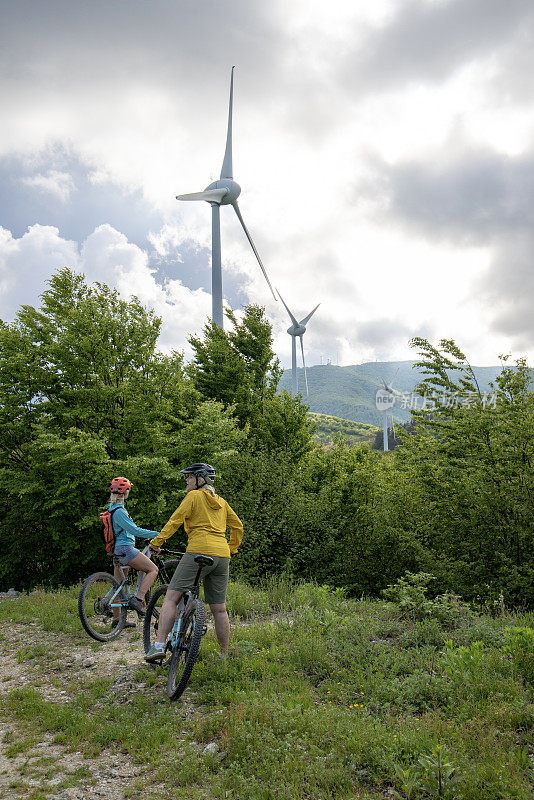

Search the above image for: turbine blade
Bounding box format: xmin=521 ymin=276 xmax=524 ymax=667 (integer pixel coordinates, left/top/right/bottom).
xmin=176 ymin=189 xmax=228 ymax=203
xmin=299 ymin=303 xmax=320 ymax=327
xmin=300 ymin=336 xmax=309 ymax=397
xmin=220 ymin=66 xmax=235 ymax=180
xmin=390 ymin=367 xmax=400 ymax=389
xmin=276 ymin=288 xmax=298 ymax=326
xmin=232 ymin=202 xmax=277 ymax=300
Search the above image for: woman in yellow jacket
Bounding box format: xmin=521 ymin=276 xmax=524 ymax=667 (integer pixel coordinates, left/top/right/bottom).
xmin=145 ymin=462 xmax=243 ymax=661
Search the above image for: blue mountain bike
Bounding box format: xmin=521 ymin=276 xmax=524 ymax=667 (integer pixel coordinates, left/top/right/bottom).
xmin=143 ymin=554 xmax=213 ymax=700
xmin=78 ymin=547 xmax=182 ymax=642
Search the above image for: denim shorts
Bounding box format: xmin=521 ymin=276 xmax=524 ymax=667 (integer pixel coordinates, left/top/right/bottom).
xmin=114 ymin=544 xmax=141 ymax=565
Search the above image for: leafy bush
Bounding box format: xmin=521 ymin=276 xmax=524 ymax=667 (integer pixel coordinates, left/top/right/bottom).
xmin=290 ymin=583 xmax=344 ymax=612
xmin=504 ymin=626 xmax=534 ymax=685
xmin=382 ymin=572 xmax=472 ymax=626
xmin=442 ymin=640 xmax=485 ymax=685
xmin=393 ymin=744 xmax=458 ymax=800
xmin=382 ymin=670 xmax=451 ymax=712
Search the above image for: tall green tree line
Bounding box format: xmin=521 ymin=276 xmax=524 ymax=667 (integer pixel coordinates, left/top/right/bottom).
xmin=0 ymin=268 xmax=532 ymax=606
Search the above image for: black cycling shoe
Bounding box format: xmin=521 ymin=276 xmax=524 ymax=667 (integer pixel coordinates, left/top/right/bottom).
xmin=128 ymin=597 xmax=146 ymax=617
xmin=112 ymin=619 xmax=136 ymax=629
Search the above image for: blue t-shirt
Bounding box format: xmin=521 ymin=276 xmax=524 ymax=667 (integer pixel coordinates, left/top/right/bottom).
xmin=108 ymin=503 xmax=160 ymax=548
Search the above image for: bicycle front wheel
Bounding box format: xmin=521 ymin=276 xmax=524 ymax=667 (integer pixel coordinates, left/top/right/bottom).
xmin=143 ymin=584 xmax=168 ymax=654
xmin=159 ymin=559 xmax=180 ymax=585
xmin=78 ymin=572 xmax=126 ymax=641
xmin=133 ymin=559 xmax=180 ymax=608
xmin=167 ymin=598 xmax=205 ymax=701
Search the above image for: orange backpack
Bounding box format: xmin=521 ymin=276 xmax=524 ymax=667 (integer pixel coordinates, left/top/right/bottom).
xmin=99 ymin=508 xmax=119 ymax=554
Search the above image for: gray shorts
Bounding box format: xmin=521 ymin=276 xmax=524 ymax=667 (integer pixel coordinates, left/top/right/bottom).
xmin=114 ymin=544 xmax=141 ymax=565
xmin=168 ymin=552 xmax=230 ymax=605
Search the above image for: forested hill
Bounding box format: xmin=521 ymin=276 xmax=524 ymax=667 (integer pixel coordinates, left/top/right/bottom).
xmin=279 ymin=361 xmax=504 ymax=425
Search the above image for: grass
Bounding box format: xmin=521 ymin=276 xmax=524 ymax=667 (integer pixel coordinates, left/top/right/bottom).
xmin=1 ymin=581 xmax=533 ymax=799
xmin=0 ymin=585 xmax=84 ymax=637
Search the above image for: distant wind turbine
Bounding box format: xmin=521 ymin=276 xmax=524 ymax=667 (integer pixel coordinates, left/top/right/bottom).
xmin=379 ymin=368 xmax=399 ymax=451
xmin=176 ymin=67 xmax=277 ymax=328
xmin=277 ymin=289 xmax=320 ymax=397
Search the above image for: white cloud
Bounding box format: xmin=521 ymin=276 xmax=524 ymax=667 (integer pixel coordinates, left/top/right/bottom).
xmin=80 ymin=224 xmax=212 ymax=353
xmin=0 ymin=224 xmax=79 ymax=319
xmin=1 ymin=0 xmax=534 ymax=369
xmin=0 ymin=223 xmax=212 ymax=355
xmin=20 ymin=170 xmax=75 ymax=202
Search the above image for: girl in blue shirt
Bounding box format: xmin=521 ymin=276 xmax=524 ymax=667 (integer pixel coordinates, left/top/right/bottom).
xmin=109 ymin=476 xmax=160 ymax=616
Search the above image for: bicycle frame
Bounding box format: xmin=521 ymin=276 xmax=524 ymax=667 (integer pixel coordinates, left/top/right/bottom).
xmin=79 ymin=545 xmax=184 ymax=643
xmin=107 ymin=546 xmax=179 ymax=611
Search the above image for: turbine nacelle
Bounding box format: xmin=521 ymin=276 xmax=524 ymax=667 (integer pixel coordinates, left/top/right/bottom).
xmin=287 ymin=324 xmax=306 ymax=336
xmin=205 ymin=179 xmax=241 ymax=205
xmin=277 ymin=288 xmax=320 ymax=398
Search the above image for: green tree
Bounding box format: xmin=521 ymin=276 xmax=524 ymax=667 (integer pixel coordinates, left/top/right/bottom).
xmin=381 ymin=339 xmax=534 ymax=605
xmin=188 ymin=305 xmax=282 ymax=430
xmin=0 ymin=267 xmax=196 ymax=461
xmin=0 ymin=268 xmax=245 ymax=589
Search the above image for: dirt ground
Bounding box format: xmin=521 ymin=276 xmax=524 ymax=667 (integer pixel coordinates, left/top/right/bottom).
xmin=0 ymin=613 xmax=160 ymax=800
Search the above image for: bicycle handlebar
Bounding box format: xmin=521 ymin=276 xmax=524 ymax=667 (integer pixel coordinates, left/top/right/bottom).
xmin=141 ymin=545 xmax=184 ymax=558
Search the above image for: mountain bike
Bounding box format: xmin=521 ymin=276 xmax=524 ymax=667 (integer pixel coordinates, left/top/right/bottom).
xmin=143 ymin=554 xmax=213 ymax=700
xmin=78 ymin=547 xmax=183 ymax=642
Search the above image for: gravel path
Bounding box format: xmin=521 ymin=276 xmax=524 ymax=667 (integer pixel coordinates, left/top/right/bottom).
xmin=0 ymin=615 xmax=150 ymax=800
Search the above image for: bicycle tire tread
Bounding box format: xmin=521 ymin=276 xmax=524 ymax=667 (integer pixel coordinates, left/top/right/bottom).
xmin=168 ymin=600 xmax=205 ymax=701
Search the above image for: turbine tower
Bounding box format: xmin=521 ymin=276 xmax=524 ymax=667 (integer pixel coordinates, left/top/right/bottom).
xmin=176 ymin=67 xmax=276 ymax=328
xmin=277 ymin=289 xmax=320 ymax=397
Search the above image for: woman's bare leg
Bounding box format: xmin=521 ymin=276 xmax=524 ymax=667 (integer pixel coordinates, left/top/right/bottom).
xmin=209 ymin=603 xmax=230 ymax=654
xmin=155 ymin=589 xmax=184 ymax=644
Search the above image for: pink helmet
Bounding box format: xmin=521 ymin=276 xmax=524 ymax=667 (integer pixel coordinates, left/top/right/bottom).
xmin=110 ymin=477 xmax=133 ymax=494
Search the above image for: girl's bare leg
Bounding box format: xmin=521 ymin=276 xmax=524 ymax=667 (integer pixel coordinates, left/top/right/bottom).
xmin=112 ymin=565 xmax=129 ymax=620
xmin=126 ymin=552 xmax=158 ymax=600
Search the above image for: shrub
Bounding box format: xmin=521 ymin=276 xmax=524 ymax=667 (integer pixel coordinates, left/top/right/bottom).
xmin=382 ymin=572 xmax=472 ymax=626
xmin=442 ymin=640 xmax=485 ymax=684
xmin=504 ymin=626 xmax=534 ymax=685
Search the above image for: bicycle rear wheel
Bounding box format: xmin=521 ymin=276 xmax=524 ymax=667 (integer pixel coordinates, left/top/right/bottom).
xmin=78 ymin=572 xmax=126 ymax=641
xmin=167 ymin=599 xmax=205 ymax=701
xmin=143 ymin=584 xmax=168 ymax=654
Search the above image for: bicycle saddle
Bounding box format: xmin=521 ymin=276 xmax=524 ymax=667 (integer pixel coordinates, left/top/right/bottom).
xmin=194 ymin=555 xmax=215 ymax=567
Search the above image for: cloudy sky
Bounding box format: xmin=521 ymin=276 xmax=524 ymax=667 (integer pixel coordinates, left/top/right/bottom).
xmin=1 ymin=0 xmax=533 ymax=367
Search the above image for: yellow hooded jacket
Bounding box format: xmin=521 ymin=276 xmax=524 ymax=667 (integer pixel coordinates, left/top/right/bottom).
xmin=150 ymin=488 xmax=243 ymax=558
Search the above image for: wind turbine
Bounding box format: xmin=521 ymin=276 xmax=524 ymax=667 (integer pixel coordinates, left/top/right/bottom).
xmin=176 ymin=67 xmax=277 ymax=328
xmin=277 ymin=290 xmax=320 ymax=397
xmin=376 ymin=368 xmax=399 ymax=451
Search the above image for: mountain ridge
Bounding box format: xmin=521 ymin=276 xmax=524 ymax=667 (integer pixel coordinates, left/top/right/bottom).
xmin=279 ymin=361 xmax=504 ymax=425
